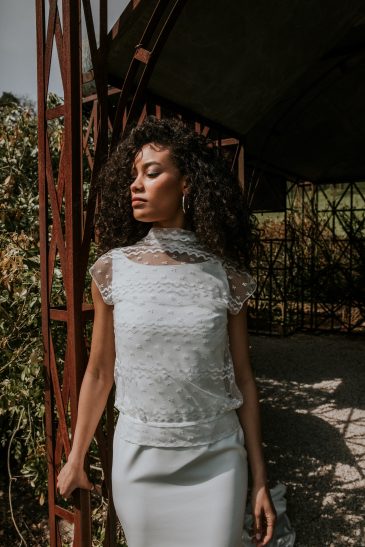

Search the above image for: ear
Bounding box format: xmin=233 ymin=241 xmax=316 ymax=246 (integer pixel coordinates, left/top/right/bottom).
xmin=181 ymin=176 xmax=190 ymax=192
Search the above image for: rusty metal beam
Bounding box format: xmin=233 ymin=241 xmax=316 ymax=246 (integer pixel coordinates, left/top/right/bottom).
xmin=111 ymin=0 xmax=189 ymax=147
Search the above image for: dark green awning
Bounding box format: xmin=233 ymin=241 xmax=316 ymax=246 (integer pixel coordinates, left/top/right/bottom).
xmin=106 ymin=0 xmax=365 ymax=182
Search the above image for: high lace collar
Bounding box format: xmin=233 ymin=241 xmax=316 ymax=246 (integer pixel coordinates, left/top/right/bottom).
xmin=144 ymin=225 xmax=198 ymax=244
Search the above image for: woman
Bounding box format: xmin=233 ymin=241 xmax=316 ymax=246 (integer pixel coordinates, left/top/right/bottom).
xmin=57 ymin=116 xmax=277 ymax=546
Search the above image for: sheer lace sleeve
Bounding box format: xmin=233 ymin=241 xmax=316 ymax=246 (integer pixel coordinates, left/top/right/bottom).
xmin=222 ymin=258 xmax=257 ymax=315
xmin=89 ymin=250 xmax=114 ymax=306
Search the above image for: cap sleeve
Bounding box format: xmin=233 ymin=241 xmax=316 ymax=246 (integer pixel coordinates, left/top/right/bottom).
xmin=222 ymin=258 xmax=257 ymax=315
xmin=89 ymin=250 xmax=114 ymax=306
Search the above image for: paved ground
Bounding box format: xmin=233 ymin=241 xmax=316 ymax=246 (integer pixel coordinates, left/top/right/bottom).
xmin=250 ymin=332 xmax=365 ymax=547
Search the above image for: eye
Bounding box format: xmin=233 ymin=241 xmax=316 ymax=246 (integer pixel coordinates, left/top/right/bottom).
xmin=147 ymin=172 xmax=160 ymax=178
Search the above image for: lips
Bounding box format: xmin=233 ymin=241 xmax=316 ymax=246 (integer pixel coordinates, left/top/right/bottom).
xmin=132 ymin=197 xmax=147 ymax=203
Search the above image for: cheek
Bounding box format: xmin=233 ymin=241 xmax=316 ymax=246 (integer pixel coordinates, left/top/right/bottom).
xmin=148 ymin=178 xmax=181 ymax=206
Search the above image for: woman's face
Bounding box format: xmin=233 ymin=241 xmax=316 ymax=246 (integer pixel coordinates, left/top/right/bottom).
xmin=130 ymin=143 xmax=188 ymax=227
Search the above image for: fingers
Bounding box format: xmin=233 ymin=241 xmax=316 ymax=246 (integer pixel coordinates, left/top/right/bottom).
xmin=79 ymin=473 xmax=94 ymax=491
xmin=252 ymin=510 xmax=277 ymax=546
xmin=57 ymin=473 xmax=74 ymax=499
xmin=252 ymin=508 xmax=263 ymax=544
xmin=57 ymin=465 xmax=89 ymax=499
xmin=251 ymin=509 xmax=276 ymax=547
xmin=259 ymin=521 xmax=275 ymax=545
xmin=57 ymin=471 xmax=95 ymax=499
xmin=250 ymin=484 xmax=278 ymax=546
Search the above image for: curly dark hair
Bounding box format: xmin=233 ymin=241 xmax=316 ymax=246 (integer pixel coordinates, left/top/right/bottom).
xmin=95 ymin=115 xmax=257 ymax=268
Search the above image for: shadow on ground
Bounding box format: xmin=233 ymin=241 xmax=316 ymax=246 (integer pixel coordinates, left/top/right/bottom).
xmin=250 ymin=332 xmax=365 ymax=547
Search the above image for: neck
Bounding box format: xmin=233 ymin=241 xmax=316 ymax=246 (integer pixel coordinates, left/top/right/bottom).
xmin=152 ymin=222 xmax=192 ymax=231
xmin=151 ymin=225 xmax=193 ymax=232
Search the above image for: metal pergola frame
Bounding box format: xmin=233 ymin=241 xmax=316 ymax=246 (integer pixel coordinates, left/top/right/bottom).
xmin=36 ymin=1 xmax=365 ymax=545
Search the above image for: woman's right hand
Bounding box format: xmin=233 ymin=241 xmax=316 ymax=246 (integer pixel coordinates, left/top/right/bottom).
xmin=55 ymin=282 xmax=115 ymax=500
xmin=57 ymin=455 xmax=94 ymax=499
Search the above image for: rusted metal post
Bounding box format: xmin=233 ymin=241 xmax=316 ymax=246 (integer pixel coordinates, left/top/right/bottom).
xmin=36 ymin=0 xmax=92 ymax=543
xmin=62 ymin=1 xmax=92 ymax=544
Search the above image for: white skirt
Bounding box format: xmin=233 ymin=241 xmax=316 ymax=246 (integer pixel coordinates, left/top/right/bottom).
xmin=112 ymin=416 xmax=248 ymax=547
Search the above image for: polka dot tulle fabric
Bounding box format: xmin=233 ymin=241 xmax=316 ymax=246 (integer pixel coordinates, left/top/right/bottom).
xmin=89 ymin=226 xmax=256 ymax=446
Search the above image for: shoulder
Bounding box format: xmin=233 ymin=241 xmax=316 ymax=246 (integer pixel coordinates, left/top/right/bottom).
xmin=89 ymin=248 xmax=124 ymax=306
xmin=90 ymin=248 xmax=115 ymax=271
xmin=219 ymin=256 xmax=257 ymax=315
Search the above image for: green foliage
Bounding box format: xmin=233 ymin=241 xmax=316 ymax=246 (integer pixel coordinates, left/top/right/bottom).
xmin=0 ymin=91 xmax=20 ymax=106
xmin=0 ymin=231 xmax=46 ymax=491
xmin=0 ymin=92 xmax=116 ymax=543
xmin=0 ymin=93 xmax=64 ymax=503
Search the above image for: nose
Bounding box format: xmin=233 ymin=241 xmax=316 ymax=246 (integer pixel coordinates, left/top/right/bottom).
xmin=130 ymin=174 xmax=143 ymax=192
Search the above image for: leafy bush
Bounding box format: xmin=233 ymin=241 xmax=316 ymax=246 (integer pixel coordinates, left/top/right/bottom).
xmin=0 ymin=93 xmax=66 ymax=511
xmin=0 ymin=92 xmax=122 ymax=545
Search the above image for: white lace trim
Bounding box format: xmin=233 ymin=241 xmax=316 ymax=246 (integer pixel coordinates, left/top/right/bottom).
xmin=89 ymin=226 xmax=256 ymax=313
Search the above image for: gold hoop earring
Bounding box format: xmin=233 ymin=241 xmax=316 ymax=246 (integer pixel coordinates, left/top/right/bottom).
xmin=182 ymin=193 xmax=190 ymax=214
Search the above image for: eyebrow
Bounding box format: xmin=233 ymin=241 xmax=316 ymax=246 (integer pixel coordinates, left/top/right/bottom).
xmin=143 ymin=161 xmax=162 ymax=167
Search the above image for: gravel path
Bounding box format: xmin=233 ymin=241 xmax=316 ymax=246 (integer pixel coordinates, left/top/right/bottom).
xmin=249 ymin=332 xmax=365 ymax=547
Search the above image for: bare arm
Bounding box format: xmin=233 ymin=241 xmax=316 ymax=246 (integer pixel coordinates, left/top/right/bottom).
xmin=57 ymin=279 xmax=115 ymax=498
xmin=228 ymin=302 xmax=277 ymax=546
xmin=228 ymin=302 xmax=267 ymax=484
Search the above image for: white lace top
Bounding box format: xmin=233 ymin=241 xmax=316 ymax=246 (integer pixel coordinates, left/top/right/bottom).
xmin=89 ymin=226 xmax=257 ymax=447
